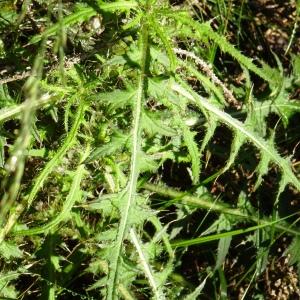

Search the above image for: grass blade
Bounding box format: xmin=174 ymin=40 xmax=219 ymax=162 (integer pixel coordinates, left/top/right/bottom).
xmin=171 ymin=217 xmax=296 ymax=248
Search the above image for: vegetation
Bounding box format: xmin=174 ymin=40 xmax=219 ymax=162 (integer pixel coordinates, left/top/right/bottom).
xmin=0 ymin=0 xmax=299 ymax=299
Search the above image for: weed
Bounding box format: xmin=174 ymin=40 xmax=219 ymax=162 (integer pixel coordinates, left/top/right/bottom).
xmin=0 ymin=0 xmax=299 ymax=299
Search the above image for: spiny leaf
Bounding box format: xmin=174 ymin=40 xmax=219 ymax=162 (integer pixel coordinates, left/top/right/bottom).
xmin=222 ymin=130 xmax=245 ymax=173
xmin=254 ymin=133 xmax=275 ymax=190
xmin=29 ymin=1 xmax=139 ymax=44
xmin=150 ymin=16 xmax=176 ymax=72
xmin=138 ymin=151 xmax=159 ymax=172
xmin=130 ymin=228 xmax=166 ymax=300
xmin=26 ymin=102 xmax=86 ymax=208
xmin=14 ymin=163 xmax=85 ymax=236
xmin=0 ymin=241 xmax=23 ymax=259
xmin=253 ymin=86 xmax=300 ymax=129
xmin=84 ymin=193 xmax=119 ymax=218
xmin=86 ymin=131 xmax=129 ymax=163
xmin=93 ymin=89 xmax=136 ymax=112
xmin=199 ymin=118 xmax=217 ymax=172
xmin=172 ymin=81 xmax=300 ymax=192
xmin=184 ymin=276 xmax=207 ymax=300
xmin=150 ymin=215 xmax=174 ymax=259
xmin=106 ymin=18 xmax=149 ymax=300
xmin=256 ymin=59 xmax=300 ymax=127
xmin=148 ymin=77 xmax=187 ymax=111
xmin=173 ymin=15 xmax=274 ymax=84
xmin=180 ymin=121 xmax=200 ymax=184
xmin=126 ymin=196 xmax=155 ymax=227
xmin=142 ymin=110 xmax=177 ymax=137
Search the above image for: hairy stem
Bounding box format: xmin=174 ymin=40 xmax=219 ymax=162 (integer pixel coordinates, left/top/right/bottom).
xmin=106 ymin=15 xmax=149 ymax=300
xmin=142 ymin=183 xmax=300 ymax=237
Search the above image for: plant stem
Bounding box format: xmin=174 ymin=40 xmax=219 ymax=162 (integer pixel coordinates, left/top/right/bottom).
xmin=106 ymin=11 xmax=149 ymax=300
xmin=142 ymin=183 xmax=300 ymax=237
xmin=0 ymin=93 xmax=57 ymax=123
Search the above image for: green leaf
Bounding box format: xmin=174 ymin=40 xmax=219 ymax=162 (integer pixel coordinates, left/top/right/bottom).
xmin=26 ymin=102 xmax=86 ymax=208
xmin=174 ymin=17 xmax=273 ymax=84
xmin=181 ymin=122 xmax=200 ymax=184
xmin=0 ymin=241 xmax=23 ymax=259
xmin=172 ymin=81 xmax=300 ymax=193
xmin=184 ymin=276 xmax=207 ymax=300
xmin=130 ymin=229 xmax=166 ymax=300
xmin=86 ymin=131 xmax=129 ymax=163
xmin=148 ymin=77 xmax=187 ymax=110
xmin=150 ymin=16 xmax=176 ymax=72
xmin=215 ymin=215 xmax=232 ymax=270
xmin=138 ymin=151 xmax=159 ymax=173
xmin=106 ymin=19 xmax=149 ymax=300
xmin=94 ymin=90 xmax=136 ymax=112
xmin=171 ymin=218 xmax=291 ymax=248
xmin=84 ymin=193 xmax=119 ymax=216
xmin=29 ymin=1 xmax=138 ymax=44
xmin=0 ymin=271 xmax=19 ymax=299
xmin=14 ymin=163 xmax=85 ymax=236
xmin=142 ymin=110 xmax=177 ymax=137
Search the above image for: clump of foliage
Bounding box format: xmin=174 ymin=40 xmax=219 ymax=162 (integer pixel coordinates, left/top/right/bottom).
xmin=0 ymin=0 xmax=299 ymax=299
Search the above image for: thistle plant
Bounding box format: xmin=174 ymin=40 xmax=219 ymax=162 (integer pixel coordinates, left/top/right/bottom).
xmin=0 ymin=0 xmax=299 ymax=299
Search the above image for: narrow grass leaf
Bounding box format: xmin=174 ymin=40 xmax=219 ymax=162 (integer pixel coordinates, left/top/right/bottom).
xmin=215 ymin=216 xmax=232 ymax=270
xmin=171 ymin=218 xmax=294 ymax=248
